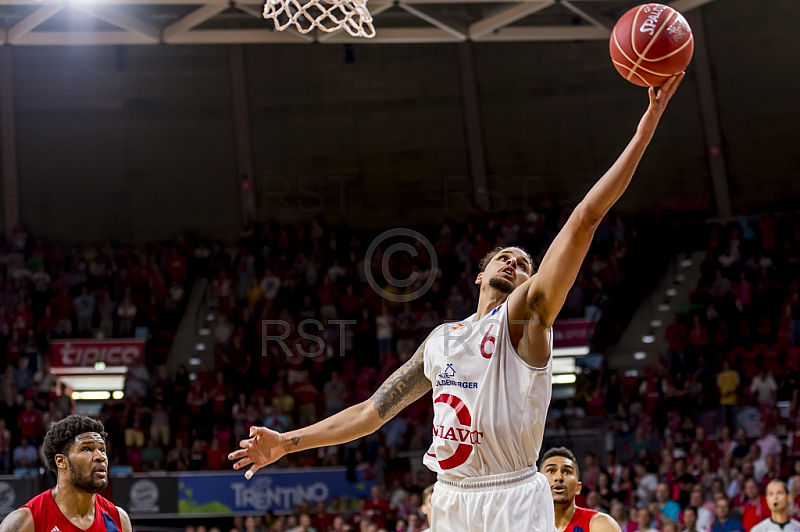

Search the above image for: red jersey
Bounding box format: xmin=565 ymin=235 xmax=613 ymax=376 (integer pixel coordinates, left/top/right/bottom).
xmin=566 ymin=507 xmax=600 ymax=532
xmin=23 ymin=490 xmax=123 ymax=532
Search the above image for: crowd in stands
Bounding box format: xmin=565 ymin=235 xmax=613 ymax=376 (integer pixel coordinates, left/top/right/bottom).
xmin=10 ymin=210 xmax=800 ymax=532
xmin=0 ymin=227 xmax=193 ymax=473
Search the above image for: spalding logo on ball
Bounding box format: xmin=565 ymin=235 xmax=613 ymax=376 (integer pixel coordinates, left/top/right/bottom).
xmin=610 ymin=3 xmax=694 ymax=87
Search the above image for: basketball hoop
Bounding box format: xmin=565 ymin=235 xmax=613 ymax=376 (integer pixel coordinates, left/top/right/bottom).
xmin=263 ymin=0 xmax=376 ymax=38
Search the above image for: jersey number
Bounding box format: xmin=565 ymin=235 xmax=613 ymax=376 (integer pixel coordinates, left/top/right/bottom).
xmin=480 ymin=325 xmax=496 ymax=359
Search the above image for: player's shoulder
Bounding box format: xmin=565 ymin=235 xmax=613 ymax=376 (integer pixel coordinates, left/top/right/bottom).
xmin=750 ymin=520 xmax=770 ymax=532
xmin=787 ymin=519 xmax=800 ymax=530
xmin=589 ymin=511 xmax=622 ymax=532
xmin=0 ymin=507 xmax=34 ymax=532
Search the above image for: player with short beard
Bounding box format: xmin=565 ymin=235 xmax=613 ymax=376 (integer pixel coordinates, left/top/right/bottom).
xmin=0 ymin=415 xmax=132 ymax=532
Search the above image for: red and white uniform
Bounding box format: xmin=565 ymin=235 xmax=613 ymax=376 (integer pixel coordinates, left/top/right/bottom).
xmin=23 ymin=490 xmax=123 ymax=532
xmin=423 ymin=300 xmax=555 ymax=531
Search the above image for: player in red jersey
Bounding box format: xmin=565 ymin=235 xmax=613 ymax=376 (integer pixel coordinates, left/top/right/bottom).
xmin=0 ymin=415 xmax=132 ymax=532
xmin=543 ymin=447 xmax=623 ymax=532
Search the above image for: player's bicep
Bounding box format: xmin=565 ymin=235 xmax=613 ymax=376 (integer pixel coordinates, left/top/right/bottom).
xmin=369 ymin=339 xmax=431 ymax=421
xmin=591 ymin=513 xmax=623 ymax=532
xmin=0 ymin=508 xmax=34 ymax=532
xmin=117 ymin=507 xmax=133 ymax=532
xmin=528 ymin=210 xmax=597 ymax=326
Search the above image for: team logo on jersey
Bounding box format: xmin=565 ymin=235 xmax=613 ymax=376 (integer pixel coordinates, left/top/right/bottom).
xmin=427 ymin=393 xmax=483 ymax=470
xmin=51 ymin=527 xmax=62 ymax=532
xmin=435 ymin=364 xmax=478 ymax=389
xmin=450 ymin=323 xmax=465 ymax=331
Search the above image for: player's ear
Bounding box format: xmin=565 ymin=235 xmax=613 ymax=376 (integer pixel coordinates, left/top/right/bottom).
xmin=475 ymin=272 xmax=483 ymax=285
xmin=54 ymin=453 xmax=68 ymax=470
xmin=576 ymin=481 xmax=582 ymax=496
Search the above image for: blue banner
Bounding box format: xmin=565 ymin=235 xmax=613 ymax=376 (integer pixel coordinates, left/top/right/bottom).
xmin=178 ymin=469 xmax=373 ymax=515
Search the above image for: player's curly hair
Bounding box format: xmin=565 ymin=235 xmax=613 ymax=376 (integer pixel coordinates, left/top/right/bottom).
xmin=541 ymin=446 xmax=580 ymax=476
xmin=478 ymin=246 xmax=536 ymax=273
xmin=43 ymin=415 xmax=107 ymax=472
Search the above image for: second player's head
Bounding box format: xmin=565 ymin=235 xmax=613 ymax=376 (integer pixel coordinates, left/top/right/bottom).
xmin=542 ymin=447 xmax=581 ymax=506
xmin=43 ymin=414 xmax=109 ymax=493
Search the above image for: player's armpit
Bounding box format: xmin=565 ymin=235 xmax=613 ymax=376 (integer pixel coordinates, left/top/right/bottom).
xmin=0 ymin=508 xmax=34 ymax=532
xmin=370 ymin=339 xmax=432 ymax=420
xmin=117 ymin=506 xmax=133 ymax=532
xmin=590 ymin=513 xmax=623 ymax=532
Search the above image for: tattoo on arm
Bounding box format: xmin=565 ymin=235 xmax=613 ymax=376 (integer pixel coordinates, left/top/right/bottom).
xmin=370 ymin=341 xmax=431 ymax=420
xmin=291 ymin=436 xmax=299 ymax=446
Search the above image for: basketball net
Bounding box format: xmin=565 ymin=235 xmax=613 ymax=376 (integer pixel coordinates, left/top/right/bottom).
xmin=263 ymin=0 xmax=376 ymax=38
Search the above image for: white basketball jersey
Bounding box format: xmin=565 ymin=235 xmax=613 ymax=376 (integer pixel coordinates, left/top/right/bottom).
xmin=422 ymin=299 xmax=553 ymax=480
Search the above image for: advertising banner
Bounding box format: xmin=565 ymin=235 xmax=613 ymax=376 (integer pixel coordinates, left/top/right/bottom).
xmin=112 ymin=475 xmax=179 ymax=516
xmin=178 ymin=469 xmax=373 ymax=515
xmin=553 ymin=319 xmax=597 ymax=348
xmin=50 ymin=339 xmax=145 ymax=368
xmin=0 ymin=477 xmax=40 ymax=519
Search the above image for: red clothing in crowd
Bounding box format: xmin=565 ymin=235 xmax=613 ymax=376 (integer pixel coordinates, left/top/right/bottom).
xmin=18 ymin=409 xmax=42 ymax=440
xmin=742 ymin=496 xmax=771 ymax=532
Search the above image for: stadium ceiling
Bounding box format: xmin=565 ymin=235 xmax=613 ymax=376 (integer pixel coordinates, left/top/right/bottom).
xmin=0 ymin=0 xmax=715 ymax=45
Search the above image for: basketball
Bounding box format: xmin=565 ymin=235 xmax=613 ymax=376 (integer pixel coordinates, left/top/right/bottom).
xmin=610 ymin=3 xmax=694 ymax=87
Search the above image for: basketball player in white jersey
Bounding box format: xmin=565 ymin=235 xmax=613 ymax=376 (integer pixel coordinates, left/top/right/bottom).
xmin=229 ymin=72 xmax=685 ymax=531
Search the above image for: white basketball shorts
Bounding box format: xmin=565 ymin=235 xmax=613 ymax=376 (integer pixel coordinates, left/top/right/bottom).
xmin=429 ymin=467 xmax=555 ymax=532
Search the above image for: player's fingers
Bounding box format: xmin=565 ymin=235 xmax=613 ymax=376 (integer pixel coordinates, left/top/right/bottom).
xmin=228 ymin=448 xmax=249 ymax=461
xmin=668 ymin=72 xmax=686 ymax=98
xmin=648 ymin=86 xmax=656 ymax=105
xmin=245 ymin=464 xmax=260 ymax=480
xmin=239 ymin=438 xmax=253 ymax=449
xmin=233 ymin=457 xmax=254 ymax=470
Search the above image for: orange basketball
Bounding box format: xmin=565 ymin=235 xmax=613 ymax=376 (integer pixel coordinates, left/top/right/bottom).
xmin=609 ymin=3 xmax=694 ymax=87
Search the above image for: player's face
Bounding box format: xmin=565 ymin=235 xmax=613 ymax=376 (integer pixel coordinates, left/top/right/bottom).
xmin=479 ymin=248 xmax=532 ymax=294
xmin=543 ymin=456 xmax=581 ymax=505
xmin=766 ymin=483 xmax=788 ymax=513
xmin=65 ymin=432 xmax=108 ymax=493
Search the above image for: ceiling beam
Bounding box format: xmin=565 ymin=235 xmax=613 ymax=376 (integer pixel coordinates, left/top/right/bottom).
xmin=398 ymin=2 xmax=467 ymax=40
xmin=477 ymin=24 xmax=608 ymax=41
xmin=12 ymin=30 xmax=158 ymax=45
xmin=322 ymin=27 xmax=462 ymax=43
xmin=69 ymin=5 xmax=160 ymax=42
xmin=166 ymin=28 xmax=312 ymax=43
xmin=162 ymin=3 xmax=228 ymax=41
xmin=560 ymin=0 xmax=614 ymax=31
xmin=7 ymin=4 xmax=63 ymax=43
xmin=670 ymin=0 xmax=716 ymax=12
xmin=469 ymin=0 xmax=553 ymax=40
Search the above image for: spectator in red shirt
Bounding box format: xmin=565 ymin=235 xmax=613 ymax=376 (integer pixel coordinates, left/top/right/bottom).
xmin=17 ymin=399 xmax=42 ymax=444
xmin=666 ymin=314 xmax=689 ymax=372
xmin=167 ymin=249 xmax=188 ymax=285
xmin=293 ymin=373 xmax=320 ymax=427
xmin=363 ymin=485 xmax=391 ymax=529
xmin=741 ymin=478 xmax=771 ymax=531
xmin=204 ymin=438 xmax=226 ymax=470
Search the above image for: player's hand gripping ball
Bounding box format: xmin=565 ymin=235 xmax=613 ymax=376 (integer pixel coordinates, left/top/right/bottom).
xmin=610 ymin=3 xmax=694 ymax=87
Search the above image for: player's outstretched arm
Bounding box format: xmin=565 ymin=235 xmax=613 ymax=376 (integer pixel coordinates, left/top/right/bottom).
xmin=590 ymin=513 xmax=624 ymax=532
xmin=526 ymin=73 xmax=685 ymax=328
xmin=0 ymin=508 xmax=34 ymax=532
xmin=229 ymin=340 xmax=431 ymax=479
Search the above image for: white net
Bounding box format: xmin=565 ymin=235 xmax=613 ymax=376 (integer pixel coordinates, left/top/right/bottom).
xmin=263 ymin=0 xmax=376 ymax=38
